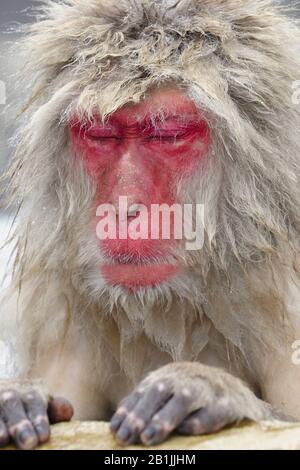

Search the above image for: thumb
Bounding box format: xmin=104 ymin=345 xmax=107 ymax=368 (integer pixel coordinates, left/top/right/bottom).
xmin=47 ymin=396 xmax=74 ymax=424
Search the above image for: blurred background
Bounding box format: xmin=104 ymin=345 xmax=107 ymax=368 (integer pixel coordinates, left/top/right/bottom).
xmin=0 ymin=0 xmax=32 ymax=174
xmin=0 ymin=1 xmax=34 ymax=372
xmin=0 ymin=1 xmax=33 ymax=291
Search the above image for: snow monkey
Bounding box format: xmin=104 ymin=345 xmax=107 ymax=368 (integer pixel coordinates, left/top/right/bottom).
xmin=1 ymin=0 xmax=300 ymax=450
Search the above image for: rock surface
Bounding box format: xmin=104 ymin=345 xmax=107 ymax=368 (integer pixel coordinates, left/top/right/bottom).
xmin=3 ymin=421 xmax=300 ymax=450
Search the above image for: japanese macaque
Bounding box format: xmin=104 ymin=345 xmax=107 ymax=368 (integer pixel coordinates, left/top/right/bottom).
xmin=1 ymin=0 xmax=300 ymax=450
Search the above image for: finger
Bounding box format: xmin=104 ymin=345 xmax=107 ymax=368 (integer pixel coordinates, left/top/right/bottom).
xmin=141 ymin=389 xmax=192 ymax=445
xmin=47 ymin=397 xmax=74 ymax=424
xmin=110 ymin=387 xmax=145 ymax=435
xmin=0 ymin=391 xmax=38 ymax=450
xmin=115 ymin=382 xmax=172 ymax=446
xmin=0 ymin=419 xmax=9 ymax=448
xmin=23 ymin=391 xmax=50 ymax=444
xmin=177 ymin=405 xmax=235 ymax=435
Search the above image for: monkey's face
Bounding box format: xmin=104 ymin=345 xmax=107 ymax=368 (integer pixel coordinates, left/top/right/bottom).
xmin=69 ymin=87 xmax=210 ymax=290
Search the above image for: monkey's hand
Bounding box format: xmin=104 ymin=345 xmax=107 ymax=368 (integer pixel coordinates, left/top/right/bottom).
xmin=0 ymin=382 xmax=74 ymax=450
xmin=110 ymin=362 xmax=275 ymax=446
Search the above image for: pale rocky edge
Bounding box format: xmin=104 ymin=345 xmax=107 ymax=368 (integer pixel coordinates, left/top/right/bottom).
xmin=1 ymin=421 xmax=300 ymax=450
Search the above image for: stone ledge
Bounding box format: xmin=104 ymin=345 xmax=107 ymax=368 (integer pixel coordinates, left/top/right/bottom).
xmin=3 ymin=420 xmax=300 ymax=450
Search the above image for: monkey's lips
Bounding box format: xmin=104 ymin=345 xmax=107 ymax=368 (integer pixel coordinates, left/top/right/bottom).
xmin=101 ymin=263 xmax=180 ymax=290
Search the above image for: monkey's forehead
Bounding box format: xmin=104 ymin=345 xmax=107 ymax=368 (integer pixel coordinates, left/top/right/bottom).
xmin=69 ymin=86 xmax=209 ymax=127
xmin=16 ymin=0 xmax=299 ymax=129
xmin=21 ymin=0 xmax=235 ymax=119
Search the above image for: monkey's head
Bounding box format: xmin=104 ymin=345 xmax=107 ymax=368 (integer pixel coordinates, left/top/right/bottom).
xmin=6 ymin=0 xmax=300 ymax=306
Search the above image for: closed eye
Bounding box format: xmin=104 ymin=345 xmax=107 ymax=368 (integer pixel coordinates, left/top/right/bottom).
xmin=84 ymin=124 xmax=121 ymax=141
xmin=147 ymin=135 xmax=177 ymax=142
xmin=145 ymin=132 xmax=190 ymax=144
xmin=87 ymin=135 xmax=120 ymax=142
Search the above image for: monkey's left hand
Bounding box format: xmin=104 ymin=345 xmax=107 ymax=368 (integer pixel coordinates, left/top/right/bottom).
xmin=110 ymin=362 xmax=274 ymax=446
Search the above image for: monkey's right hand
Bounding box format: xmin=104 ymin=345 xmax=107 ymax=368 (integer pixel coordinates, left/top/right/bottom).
xmin=0 ymin=387 xmax=74 ymax=450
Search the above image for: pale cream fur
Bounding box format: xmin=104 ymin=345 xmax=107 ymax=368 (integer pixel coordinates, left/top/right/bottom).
xmin=1 ymin=0 xmax=300 ymax=420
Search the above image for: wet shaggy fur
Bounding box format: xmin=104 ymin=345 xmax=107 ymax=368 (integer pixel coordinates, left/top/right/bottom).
xmin=1 ymin=0 xmax=300 ymax=391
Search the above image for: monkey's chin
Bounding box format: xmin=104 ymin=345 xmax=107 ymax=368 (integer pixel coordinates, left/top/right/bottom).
xmin=101 ymin=264 xmax=180 ymax=290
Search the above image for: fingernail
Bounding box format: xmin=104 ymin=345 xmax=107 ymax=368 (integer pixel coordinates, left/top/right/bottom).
xmin=19 ymin=430 xmax=31 ymax=443
xmin=116 ymin=426 xmax=131 ymax=443
xmin=35 ymin=424 xmax=50 ymax=442
xmin=110 ymin=415 xmax=123 ymax=432
xmin=141 ymin=426 xmax=156 ymax=442
xmin=18 ymin=430 xmax=38 ymax=450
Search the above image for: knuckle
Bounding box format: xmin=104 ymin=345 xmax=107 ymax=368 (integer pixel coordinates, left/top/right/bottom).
xmin=126 ymin=412 xmax=145 ymax=430
xmin=24 ymin=389 xmax=44 ymax=405
xmin=116 ymin=405 xmax=128 ymax=417
xmin=9 ymin=419 xmax=33 ymax=435
xmin=23 ymin=394 xmax=35 ymax=406
xmin=0 ymin=389 xmax=19 ymax=405
xmin=175 ymin=390 xmax=191 ymax=406
xmin=135 ymin=418 xmax=145 ymax=431
xmin=146 ymin=377 xmax=170 ymax=394
xmin=135 ymin=386 xmax=146 ymax=396
xmin=152 ymin=414 xmax=162 ymax=424
xmin=178 ymin=387 xmax=192 ymax=404
xmin=152 ymin=413 xmax=174 ymax=431
xmin=181 ymin=387 xmax=192 ymax=397
xmin=155 ymin=381 xmax=168 ymax=393
xmin=162 ymin=421 xmax=173 ymax=433
xmin=187 ymin=418 xmax=203 ymax=434
xmin=23 ymin=390 xmax=37 ymax=401
xmin=127 ymin=411 xmax=136 ymax=422
xmin=32 ymin=415 xmax=49 ymax=426
xmin=152 ymin=421 xmax=167 ymax=435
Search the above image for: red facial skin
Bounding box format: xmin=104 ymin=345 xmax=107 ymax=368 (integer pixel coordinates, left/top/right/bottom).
xmin=69 ymin=89 xmax=210 ymax=289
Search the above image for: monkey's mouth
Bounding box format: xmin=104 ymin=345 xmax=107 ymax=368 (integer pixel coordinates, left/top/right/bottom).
xmin=101 ymin=262 xmax=180 ymax=290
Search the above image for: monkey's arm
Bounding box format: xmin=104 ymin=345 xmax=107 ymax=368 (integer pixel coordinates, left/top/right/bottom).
xmin=257 ymin=355 xmax=300 ymax=420
xmin=110 ymin=362 xmax=287 ymax=446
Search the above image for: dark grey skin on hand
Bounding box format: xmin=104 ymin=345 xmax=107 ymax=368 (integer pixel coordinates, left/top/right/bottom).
xmin=0 ymin=390 xmax=73 ymax=450
xmin=0 ymin=362 xmax=285 ymax=450
xmin=110 ymin=362 xmax=281 ymax=446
